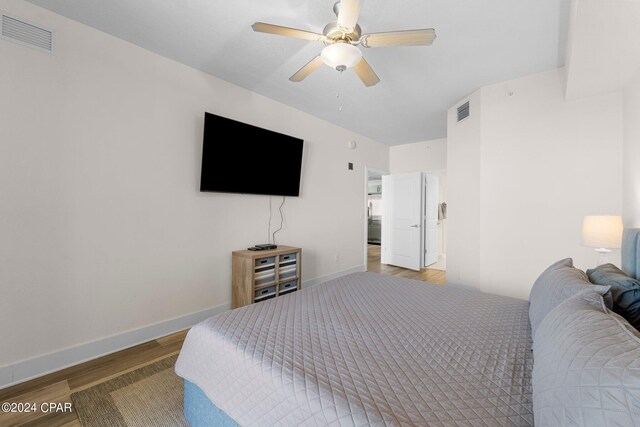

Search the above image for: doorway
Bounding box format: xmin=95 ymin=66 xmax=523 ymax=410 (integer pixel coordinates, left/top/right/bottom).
xmin=367 ymin=175 xmax=383 ymax=245
xmin=378 ymin=171 xmax=447 ymax=271
xmin=364 ymin=167 xmax=446 ymax=284
xmin=364 ymin=167 xmax=388 ymax=269
xmin=428 ymin=170 xmax=447 ymax=271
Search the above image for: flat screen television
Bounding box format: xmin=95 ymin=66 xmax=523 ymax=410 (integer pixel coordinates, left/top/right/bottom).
xmin=200 ymin=112 xmax=304 ymax=197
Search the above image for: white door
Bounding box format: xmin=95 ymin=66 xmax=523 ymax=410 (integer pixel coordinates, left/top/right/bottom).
xmin=382 ymin=172 xmax=422 ymax=271
xmin=424 ymin=174 xmax=440 ymax=266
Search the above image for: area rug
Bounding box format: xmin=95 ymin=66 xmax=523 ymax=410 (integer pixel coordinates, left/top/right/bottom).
xmin=71 ymin=354 xmax=187 ymax=427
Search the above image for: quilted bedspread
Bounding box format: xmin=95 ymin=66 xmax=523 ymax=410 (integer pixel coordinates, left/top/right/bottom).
xmin=175 ymin=272 xmax=534 ymax=426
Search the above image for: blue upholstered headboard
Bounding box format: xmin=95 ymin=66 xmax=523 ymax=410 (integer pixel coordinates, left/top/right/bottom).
xmin=622 ymin=228 xmax=640 ymax=279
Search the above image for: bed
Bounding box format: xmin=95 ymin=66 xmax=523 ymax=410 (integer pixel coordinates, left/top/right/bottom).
xmin=175 ymin=229 xmax=640 ymax=426
xmin=176 ymin=273 xmax=534 ymax=426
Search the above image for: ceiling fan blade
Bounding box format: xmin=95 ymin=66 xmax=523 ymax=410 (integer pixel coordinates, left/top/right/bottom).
xmin=354 ymin=57 xmax=380 ymax=87
xmin=337 ymin=0 xmax=363 ymax=32
xmin=289 ymin=56 xmax=324 ymax=82
xmin=252 ymin=22 xmax=326 ymax=42
xmin=361 ymin=29 xmax=436 ymax=48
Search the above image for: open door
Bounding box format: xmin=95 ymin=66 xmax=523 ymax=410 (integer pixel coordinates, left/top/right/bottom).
xmin=424 ymin=174 xmax=440 ymax=266
xmin=382 ymin=172 xmax=422 ymax=271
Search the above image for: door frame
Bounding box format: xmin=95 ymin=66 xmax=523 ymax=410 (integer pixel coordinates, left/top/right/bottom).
xmin=422 ymin=173 xmax=439 ymax=267
xmin=423 ymin=169 xmax=446 ymax=268
xmin=422 ymin=173 xmax=426 ymax=268
xmin=364 ymin=166 xmax=389 ymax=271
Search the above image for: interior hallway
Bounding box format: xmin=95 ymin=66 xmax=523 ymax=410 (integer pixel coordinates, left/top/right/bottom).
xmin=367 ymin=245 xmax=446 ymax=285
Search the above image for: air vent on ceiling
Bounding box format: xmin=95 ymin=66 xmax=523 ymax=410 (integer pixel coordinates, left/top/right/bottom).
xmin=457 ymin=101 xmax=470 ymax=122
xmin=1 ymin=13 xmax=54 ymax=53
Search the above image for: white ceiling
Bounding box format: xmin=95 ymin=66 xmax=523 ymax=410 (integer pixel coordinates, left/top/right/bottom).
xmin=28 ymin=0 xmax=570 ymax=145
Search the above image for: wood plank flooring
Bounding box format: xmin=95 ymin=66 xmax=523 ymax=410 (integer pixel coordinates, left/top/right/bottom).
xmin=0 ymin=330 xmax=187 ymax=427
xmin=1 ymin=247 xmax=444 ymax=426
xmin=367 ymin=244 xmax=446 ymax=284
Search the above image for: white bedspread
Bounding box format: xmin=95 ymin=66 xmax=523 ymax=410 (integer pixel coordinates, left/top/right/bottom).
xmin=175 ymin=272 xmax=533 ymax=426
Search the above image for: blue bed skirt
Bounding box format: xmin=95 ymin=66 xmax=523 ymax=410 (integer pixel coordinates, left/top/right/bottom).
xmin=183 ymin=380 xmax=239 ymax=426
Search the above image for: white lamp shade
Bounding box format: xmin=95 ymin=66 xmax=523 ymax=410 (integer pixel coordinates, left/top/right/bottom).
xmin=582 ymin=215 xmax=623 ymax=249
xmin=321 ymin=43 xmax=362 ymax=70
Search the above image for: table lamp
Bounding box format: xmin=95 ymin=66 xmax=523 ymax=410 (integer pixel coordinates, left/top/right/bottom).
xmin=582 ymin=215 xmax=623 ymax=265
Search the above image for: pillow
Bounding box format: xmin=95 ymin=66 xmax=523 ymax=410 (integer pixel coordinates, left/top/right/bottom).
xmin=532 ymin=291 xmax=640 ymax=426
xmin=587 ymin=263 xmax=640 ymax=331
xmin=528 ymin=258 xmax=610 ymax=337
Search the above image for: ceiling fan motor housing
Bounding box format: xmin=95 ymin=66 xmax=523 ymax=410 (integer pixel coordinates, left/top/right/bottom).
xmin=323 ymin=21 xmax=362 ymax=43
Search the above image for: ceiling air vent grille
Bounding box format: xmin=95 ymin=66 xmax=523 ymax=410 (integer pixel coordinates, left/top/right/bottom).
xmin=1 ymin=14 xmax=54 ymax=53
xmin=457 ymin=101 xmax=470 ymax=122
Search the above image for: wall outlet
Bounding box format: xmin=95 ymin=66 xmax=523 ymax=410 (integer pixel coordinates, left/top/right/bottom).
xmin=334 ymin=254 xmax=340 ymax=263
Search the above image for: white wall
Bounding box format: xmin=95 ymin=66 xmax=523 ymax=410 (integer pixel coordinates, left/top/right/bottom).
xmin=565 ymin=0 xmax=640 ymax=101
xmin=562 ymin=0 xmax=640 ymax=233
xmin=624 ymin=71 xmax=640 ymax=228
xmin=0 ymin=0 xmax=388 ymax=373
xmin=447 ymin=91 xmax=483 ymax=286
xmin=389 ymin=139 xmax=447 ymax=174
xmin=447 ymin=69 xmax=623 ymax=299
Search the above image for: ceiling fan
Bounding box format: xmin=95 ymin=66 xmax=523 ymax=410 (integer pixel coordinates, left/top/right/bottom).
xmin=252 ymin=0 xmax=436 ymax=87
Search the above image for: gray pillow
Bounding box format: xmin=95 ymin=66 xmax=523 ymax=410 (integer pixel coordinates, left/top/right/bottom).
xmin=532 ymin=291 xmax=640 ymax=426
xmin=587 ymin=263 xmax=640 ymax=331
xmin=529 ymin=258 xmax=610 ymax=337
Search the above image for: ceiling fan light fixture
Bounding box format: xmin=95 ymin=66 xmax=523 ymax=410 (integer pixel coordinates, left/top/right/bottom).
xmin=321 ymin=43 xmax=362 ymax=70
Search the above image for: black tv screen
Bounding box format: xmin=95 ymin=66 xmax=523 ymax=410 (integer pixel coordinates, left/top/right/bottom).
xmin=200 ymin=113 xmax=304 ymax=197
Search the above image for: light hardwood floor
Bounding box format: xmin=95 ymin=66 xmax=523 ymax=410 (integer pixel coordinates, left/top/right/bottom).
xmin=367 ymin=244 xmax=446 ymax=285
xmin=0 ymin=330 xmax=187 ymax=427
xmin=1 ymin=247 xmax=443 ymax=426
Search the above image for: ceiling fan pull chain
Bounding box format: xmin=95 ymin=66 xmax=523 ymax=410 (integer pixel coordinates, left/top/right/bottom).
xmin=337 ymin=68 xmax=344 ymax=112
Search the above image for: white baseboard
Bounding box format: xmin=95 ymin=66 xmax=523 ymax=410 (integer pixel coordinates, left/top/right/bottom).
xmin=0 ymin=303 xmax=230 ymax=390
xmin=303 ymin=265 xmax=365 ymax=288
xmin=0 ymin=266 xmax=365 ymax=390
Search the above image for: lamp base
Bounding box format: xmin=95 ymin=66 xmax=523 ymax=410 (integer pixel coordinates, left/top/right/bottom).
xmin=594 ymin=248 xmax=612 ymax=266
